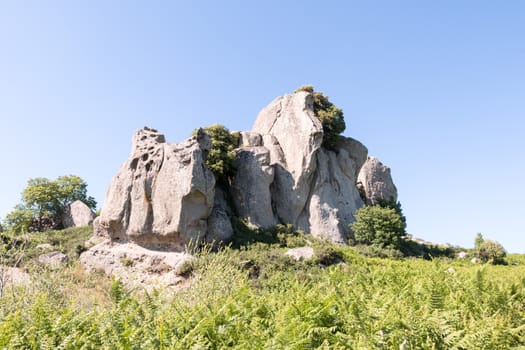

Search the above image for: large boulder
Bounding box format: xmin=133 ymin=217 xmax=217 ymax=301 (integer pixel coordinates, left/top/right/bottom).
xmin=38 ymin=251 xmax=69 ymax=267
xmin=62 ymin=200 xmax=96 ymax=227
xmin=94 ymin=127 xmax=215 ymax=249
xmin=357 ymin=156 xmax=398 ymax=205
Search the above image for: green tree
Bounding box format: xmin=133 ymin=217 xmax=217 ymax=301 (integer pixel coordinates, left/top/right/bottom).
xmin=55 ymin=175 xmax=97 ymax=209
xmin=376 ymin=197 xmax=407 ymax=228
xmin=474 ymin=233 xmax=484 ymax=250
xmin=194 ymin=124 xmax=237 ymax=184
xmin=3 ymin=204 xmax=34 ymax=234
xmin=4 ymin=175 xmax=96 ymax=233
xmin=476 ymin=238 xmax=506 ymax=265
xmin=295 ymin=85 xmax=346 ymax=149
xmin=350 ymin=205 xmax=407 ymax=249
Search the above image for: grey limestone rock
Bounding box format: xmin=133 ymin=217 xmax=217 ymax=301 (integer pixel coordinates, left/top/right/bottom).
xmin=62 ymin=200 xmax=96 ymax=228
xmin=357 ymin=156 xmax=398 ymax=205
xmin=38 ymin=251 xmax=69 ymax=267
xmin=285 ymin=246 xmax=315 ymax=261
xmin=253 ymin=92 xmax=323 ymax=227
xmin=252 ymin=91 xmax=369 ymax=243
xmin=94 ymin=127 xmax=215 ymax=249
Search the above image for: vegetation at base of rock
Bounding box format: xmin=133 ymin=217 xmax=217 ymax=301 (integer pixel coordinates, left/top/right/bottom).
xmin=351 ymin=205 xmax=407 ymax=249
xmin=0 ymin=226 xmax=93 ymax=267
xmin=474 ymin=233 xmax=506 ymax=265
xmin=3 ymin=175 xmax=96 ymax=234
xmin=295 ymin=85 xmax=346 ymax=149
xmin=1 ymin=226 xmax=525 ymax=348
xmin=193 ymin=124 xmax=237 ymax=183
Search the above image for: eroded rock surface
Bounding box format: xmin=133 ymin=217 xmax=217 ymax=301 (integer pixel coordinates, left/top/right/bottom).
xmin=251 ymin=91 xmax=368 ymax=242
xmin=230 ymin=146 xmax=276 ymax=228
xmin=206 ymin=186 xmax=234 ymax=243
xmin=253 ymin=92 xmax=323 ymax=227
xmin=62 ymin=200 xmax=96 ymax=227
xmin=94 ymin=127 xmax=215 ymax=249
xmin=357 ymin=156 xmax=398 ymax=205
xmin=80 ymin=241 xmax=192 ymax=291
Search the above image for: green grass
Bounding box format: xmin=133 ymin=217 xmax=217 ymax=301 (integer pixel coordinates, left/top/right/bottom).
xmin=1 ymin=227 xmax=525 ymax=349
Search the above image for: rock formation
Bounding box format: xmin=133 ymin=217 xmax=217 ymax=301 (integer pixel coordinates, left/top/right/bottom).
xmin=93 ymin=127 xmax=216 ymax=249
xmin=357 ymin=156 xmax=398 ymax=205
xmin=89 ymin=91 xmax=398 ymax=251
xmin=62 ymin=200 xmax=96 ymax=227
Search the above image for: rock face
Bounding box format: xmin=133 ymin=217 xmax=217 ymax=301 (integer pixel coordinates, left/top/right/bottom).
xmin=94 ymin=127 xmax=216 ymax=249
xmin=206 ymin=186 xmax=233 ymax=243
xmin=230 ymin=147 xmax=276 ymax=227
xmin=62 ymin=200 xmax=96 ymax=227
xmin=38 ymin=251 xmax=69 ymax=267
xmin=357 ymin=156 xmax=398 ymax=205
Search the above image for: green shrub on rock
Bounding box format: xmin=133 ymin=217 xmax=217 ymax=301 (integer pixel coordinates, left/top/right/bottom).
xmin=194 ymin=124 xmax=237 ymax=184
xmin=295 ymin=85 xmax=346 ymax=149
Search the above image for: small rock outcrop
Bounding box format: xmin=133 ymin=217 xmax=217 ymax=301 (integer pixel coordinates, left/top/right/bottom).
xmin=357 ymin=156 xmax=398 ymax=205
xmin=62 ymin=200 xmax=96 ymax=227
xmin=285 ymin=246 xmax=315 ymax=261
xmin=38 ymin=251 xmax=68 ymax=267
xmin=80 ymin=241 xmax=192 ymax=291
xmin=94 ymin=127 xmax=217 ymax=249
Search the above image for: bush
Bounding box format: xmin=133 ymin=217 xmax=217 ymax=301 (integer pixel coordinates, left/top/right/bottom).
xmin=476 ymin=240 xmax=506 ymax=265
xmin=350 ymin=205 xmax=406 ymax=249
xmin=295 ymin=85 xmax=346 ymax=149
xmin=194 ymin=124 xmax=237 ymax=184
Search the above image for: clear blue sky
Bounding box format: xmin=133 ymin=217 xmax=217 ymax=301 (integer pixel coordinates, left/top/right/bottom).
xmin=1 ymin=1 xmax=524 ymax=251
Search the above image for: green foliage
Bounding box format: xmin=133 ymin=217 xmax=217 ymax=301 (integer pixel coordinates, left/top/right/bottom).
xmin=474 ymin=232 xmax=484 ymax=249
xmin=376 ymin=197 xmax=407 ymax=229
xmin=1 ymin=236 xmax=525 ymax=349
xmin=295 ymin=85 xmax=346 ymax=149
xmin=353 ymin=244 xmax=405 ymax=259
xmin=476 ymin=239 xmax=506 ymax=265
xmin=231 ymin=218 xmax=308 ymax=248
xmin=4 ymin=175 xmax=96 ymax=233
xmin=351 ymin=205 xmax=407 ymax=249
xmin=0 ymin=226 xmax=93 ymax=266
xmin=194 ymin=124 xmax=237 ymax=184
xmin=3 ymin=205 xmax=34 ymax=235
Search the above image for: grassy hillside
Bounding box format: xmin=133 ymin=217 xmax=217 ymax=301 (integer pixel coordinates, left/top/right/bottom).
xmin=1 ymin=227 xmax=524 ymax=349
